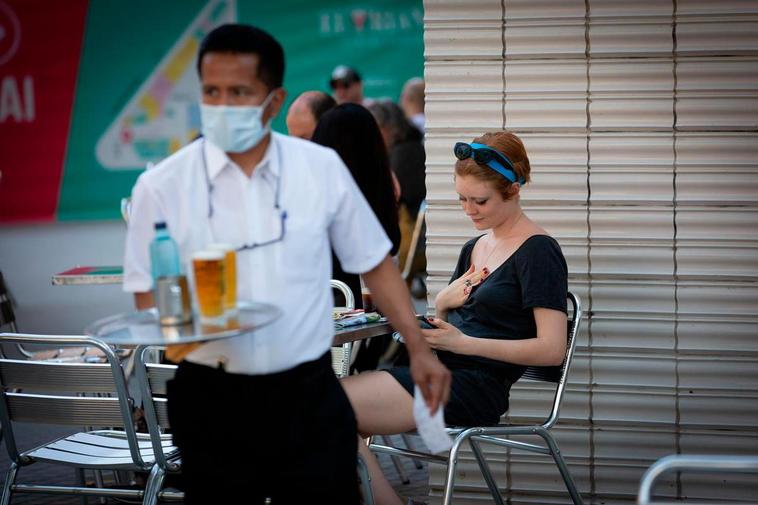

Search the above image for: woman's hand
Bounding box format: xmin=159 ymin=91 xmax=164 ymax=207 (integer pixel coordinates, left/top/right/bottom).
xmin=434 ymin=264 xmax=488 ymax=315
xmin=421 ymin=318 xmax=472 ymax=354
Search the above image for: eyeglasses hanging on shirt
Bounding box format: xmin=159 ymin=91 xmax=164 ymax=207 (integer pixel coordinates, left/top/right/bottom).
xmin=201 ymin=138 xmax=288 ymax=252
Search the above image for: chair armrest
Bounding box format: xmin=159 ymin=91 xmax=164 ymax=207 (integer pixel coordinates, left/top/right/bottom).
xmin=638 ymin=454 xmax=758 ymax=505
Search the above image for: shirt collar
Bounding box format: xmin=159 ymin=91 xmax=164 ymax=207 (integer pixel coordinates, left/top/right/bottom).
xmin=202 ymin=133 xmax=281 ymax=181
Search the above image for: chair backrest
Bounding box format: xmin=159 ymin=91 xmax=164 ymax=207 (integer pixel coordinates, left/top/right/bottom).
xmin=120 ymin=197 xmax=132 ymax=224
xmin=330 ymin=279 xmax=355 ymax=378
xmin=638 ymin=454 xmax=758 ymax=505
xmin=135 ymin=345 xmax=179 ymax=470
xmin=0 ymin=272 xmax=16 ymax=332
xmin=0 ymin=333 xmax=145 ymax=466
xmin=401 ymin=200 xmax=427 ymax=281
xmin=519 ymin=292 xmax=582 ymax=429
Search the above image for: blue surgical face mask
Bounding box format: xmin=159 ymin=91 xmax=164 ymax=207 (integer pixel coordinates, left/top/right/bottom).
xmin=200 ymin=91 xmax=275 ymax=153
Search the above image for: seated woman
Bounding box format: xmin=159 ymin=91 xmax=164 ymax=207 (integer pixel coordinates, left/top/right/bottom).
xmin=341 ymin=131 xmax=569 ymax=505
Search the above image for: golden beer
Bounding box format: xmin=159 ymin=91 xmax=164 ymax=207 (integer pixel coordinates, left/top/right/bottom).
xmin=209 ymin=243 xmax=237 ymax=311
xmin=191 ymin=250 xmax=225 ymax=319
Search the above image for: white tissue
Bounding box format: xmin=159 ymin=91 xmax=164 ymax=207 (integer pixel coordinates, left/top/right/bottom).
xmin=413 ymin=385 xmax=453 ymax=454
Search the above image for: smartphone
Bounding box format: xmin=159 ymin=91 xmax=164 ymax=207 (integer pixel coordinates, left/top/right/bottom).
xmin=417 ymin=315 xmax=437 ymax=329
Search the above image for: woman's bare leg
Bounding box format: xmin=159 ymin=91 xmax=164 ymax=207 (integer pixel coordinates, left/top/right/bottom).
xmin=342 ymin=371 xmax=417 ymax=505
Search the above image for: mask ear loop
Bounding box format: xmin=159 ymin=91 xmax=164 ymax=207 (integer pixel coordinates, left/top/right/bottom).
xmin=202 ymin=138 xmax=214 ymax=218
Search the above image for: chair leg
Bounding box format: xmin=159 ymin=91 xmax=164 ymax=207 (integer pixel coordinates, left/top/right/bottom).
xmin=381 ymin=435 xmax=410 ymax=484
xmin=470 ymin=438 xmax=505 ymax=505
xmin=92 ymin=469 xmax=107 ymax=504
xmin=0 ymin=462 xmax=18 ymax=505
xmin=440 ymin=433 xmax=471 ymax=505
xmin=142 ymin=465 xmax=165 ymax=505
xmin=538 ymin=429 xmax=583 ymax=505
xmin=400 ymin=433 xmax=424 ymax=470
xmin=74 ymin=468 xmax=89 ymax=505
xmin=357 ymin=454 xmax=375 ymax=505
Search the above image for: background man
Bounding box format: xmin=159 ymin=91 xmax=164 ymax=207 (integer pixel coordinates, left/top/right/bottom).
xmin=400 ymin=77 xmax=425 ymax=133
xmin=285 ymin=90 xmax=336 ymax=139
xmin=123 ymin=24 xmax=449 ymax=503
xmin=330 ymin=64 xmax=365 ymax=104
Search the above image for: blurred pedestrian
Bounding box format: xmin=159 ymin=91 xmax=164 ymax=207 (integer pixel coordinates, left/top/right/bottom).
xmin=329 ymin=65 xmax=365 ymax=104
xmin=400 ymin=77 xmax=425 ymax=133
xmin=286 ymin=90 xmax=336 ymax=139
xmin=311 ymin=103 xmax=401 ymax=308
xmin=369 ymin=100 xmax=426 ymax=285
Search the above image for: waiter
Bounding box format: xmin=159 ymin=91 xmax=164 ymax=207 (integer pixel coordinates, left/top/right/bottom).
xmin=123 ymin=24 xmax=450 ymax=503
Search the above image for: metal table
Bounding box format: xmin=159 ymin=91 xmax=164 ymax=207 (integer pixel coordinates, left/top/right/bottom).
xmin=52 ymin=266 xmax=124 ymax=285
xmin=333 ymin=320 xmax=393 ymax=346
xmin=85 ymin=302 xmax=281 ymax=346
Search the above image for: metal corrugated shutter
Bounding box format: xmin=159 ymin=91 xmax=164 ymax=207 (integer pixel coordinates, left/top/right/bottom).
xmin=423 ymin=0 xmax=758 ymax=502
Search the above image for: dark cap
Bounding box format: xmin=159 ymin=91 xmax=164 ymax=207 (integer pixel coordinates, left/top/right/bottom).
xmin=329 ymin=65 xmax=361 ymax=88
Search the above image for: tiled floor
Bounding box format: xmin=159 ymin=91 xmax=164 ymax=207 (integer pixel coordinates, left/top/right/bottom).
xmin=0 ymin=423 xmax=430 ymax=504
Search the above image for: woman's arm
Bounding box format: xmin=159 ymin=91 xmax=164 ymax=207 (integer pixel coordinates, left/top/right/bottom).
xmin=422 ymin=307 xmax=567 ymax=366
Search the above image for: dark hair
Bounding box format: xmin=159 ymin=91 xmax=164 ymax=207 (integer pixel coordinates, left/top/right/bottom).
xmin=312 ymin=104 xmax=400 ymax=254
xmin=196 ymin=24 xmax=285 ymax=90
xmin=368 ymin=99 xmax=422 ymax=146
xmin=455 ymin=131 xmax=532 ymax=200
xmin=307 ymin=92 xmax=337 ymax=121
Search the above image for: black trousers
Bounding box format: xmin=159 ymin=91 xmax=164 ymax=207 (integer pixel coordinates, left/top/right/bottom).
xmin=166 ymin=352 xmax=360 ymax=504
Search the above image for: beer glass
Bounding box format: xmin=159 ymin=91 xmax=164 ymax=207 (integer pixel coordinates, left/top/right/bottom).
xmin=191 ymin=250 xmax=225 ymax=320
xmin=209 ymin=243 xmax=237 ymax=312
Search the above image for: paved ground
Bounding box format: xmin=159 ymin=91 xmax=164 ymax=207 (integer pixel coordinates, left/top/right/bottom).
xmin=0 ymin=422 xmax=429 ymax=504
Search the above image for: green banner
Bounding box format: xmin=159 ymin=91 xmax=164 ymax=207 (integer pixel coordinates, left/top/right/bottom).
xmin=57 ymin=0 xmax=423 ymax=221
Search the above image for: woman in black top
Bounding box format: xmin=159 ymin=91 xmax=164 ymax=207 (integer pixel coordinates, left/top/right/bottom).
xmin=342 ymin=131 xmax=568 ymax=505
xmin=311 ymin=104 xmax=401 ymax=308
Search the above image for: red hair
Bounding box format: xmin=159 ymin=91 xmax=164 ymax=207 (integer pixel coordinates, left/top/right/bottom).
xmin=454 ymin=131 xmax=531 ymax=200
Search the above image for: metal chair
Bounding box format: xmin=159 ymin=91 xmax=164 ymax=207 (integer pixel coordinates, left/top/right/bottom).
xmin=638 ymin=454 xmax=758 ymax=505
xmin=120 ymin=197 xmax=132 ymax=224
xmin=329 ymin=279 xmax=375 ymax=504
xmin=0 ymin=272 xmax=31 ymax=360
xmin=330 ymin=279 xmax=356 ymax=378
xmin=400 ymin=201 xmax=427 ymax=283
xmin=370 ymin=292 xmax=584 ymax=505
xmin=0 ymin=333 xmax=174 ymax=504
xmin=0 ymin=272 xmax=101 ymax=362
xmin=134 ymin=347 xmax=184 ymax=504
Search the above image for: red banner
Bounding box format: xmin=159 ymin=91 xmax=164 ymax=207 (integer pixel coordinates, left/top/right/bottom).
xmin=0 ymin=0 xmax=88 ymax=222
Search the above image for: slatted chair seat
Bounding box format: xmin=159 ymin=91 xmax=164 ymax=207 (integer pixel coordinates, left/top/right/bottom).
xmin=369 ymin=292 xmax=585 ymax=505
xmin=26 ymin=431 xmax=178 ymax=469
xmin=0 ymin=333 xmax=165 ymax=504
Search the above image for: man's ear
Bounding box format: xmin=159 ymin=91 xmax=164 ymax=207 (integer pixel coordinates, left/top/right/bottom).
xmin=267 ymin=88 xmax=288 ymax=120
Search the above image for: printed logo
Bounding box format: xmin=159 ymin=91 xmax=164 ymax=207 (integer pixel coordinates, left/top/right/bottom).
xmin=0 ymin=1 xmax=21 ymax=66
xmin=96 ymin=0 xmax=236 ymax=170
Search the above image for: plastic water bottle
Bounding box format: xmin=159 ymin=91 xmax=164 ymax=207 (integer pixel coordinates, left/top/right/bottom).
xmin=150 ymin=222 xmax=181 ymax=281
xmin=149 ymin=222 xmax=191 ymax=325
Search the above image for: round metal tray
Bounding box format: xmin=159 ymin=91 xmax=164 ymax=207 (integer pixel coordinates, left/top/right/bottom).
xmin=85 ymin=302 xmax=281 ymax=345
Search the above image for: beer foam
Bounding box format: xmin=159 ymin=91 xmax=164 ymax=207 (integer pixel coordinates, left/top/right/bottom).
xmin=192 ymin=250 xmax=224 ymax=260
xmin=208 ymin=243 xmax=234 ymax=252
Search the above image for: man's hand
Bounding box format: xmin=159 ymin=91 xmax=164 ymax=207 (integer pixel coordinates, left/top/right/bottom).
xmin=361 ymin=255 xmax=452 ymax=414
xmin=409 ymin=348 xmax=451 ymax=415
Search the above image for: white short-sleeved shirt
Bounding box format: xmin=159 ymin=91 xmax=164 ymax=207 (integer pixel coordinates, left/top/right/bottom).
xmin=123 ymin=133 xmax=392 ymax=374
